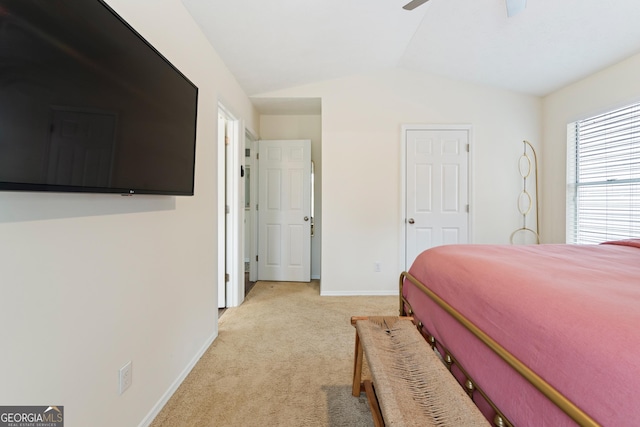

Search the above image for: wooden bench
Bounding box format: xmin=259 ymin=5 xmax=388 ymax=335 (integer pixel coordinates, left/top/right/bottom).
xmin=351 ymin=316 xmax=490 ymax=427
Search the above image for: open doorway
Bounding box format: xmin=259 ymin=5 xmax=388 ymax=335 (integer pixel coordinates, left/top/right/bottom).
xmin=223 ymin=98 xmax=322 ymax=303
xmin=253 ymin=104 xmax=322 ymax=285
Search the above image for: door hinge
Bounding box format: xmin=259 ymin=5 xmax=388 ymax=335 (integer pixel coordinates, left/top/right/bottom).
xmin=225 ymin=273 xmax=229 ymax=282
xmin=225 ymin=136 xmax=230 ymax=146
xmin=256 ymin=153 xmax=259 ymax=160
xmin=466 ymin=204 xmax=470 ymax=213
xmin=256 ymin=204 xmax=259 ymax=211
xmin=466 ymin=144 xmax=470 ymax=152
xmin=225 ymin=205 xmax=230 ymax=214
xmin=255 ymin=255 xmax=259 ymax=261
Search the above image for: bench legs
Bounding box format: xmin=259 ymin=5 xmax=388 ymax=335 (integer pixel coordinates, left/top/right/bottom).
xmin=351 ymin=316 xmax=385 ymax=427
xmin=363 ymin=380 xmax=384 ymax=427
xmin=352 ymin=331 xmax=364 ymax=397
xmin=351 ymin=315 xmax=491 ymax=427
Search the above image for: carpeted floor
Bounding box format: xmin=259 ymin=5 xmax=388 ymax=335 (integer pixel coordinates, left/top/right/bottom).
xmin=149 ymin=281 xmax=398 ymax=427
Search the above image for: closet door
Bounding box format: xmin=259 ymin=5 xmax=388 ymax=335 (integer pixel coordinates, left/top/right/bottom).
xmin=258 ymin=139 xmax=311 ymax=282
xmin=404 ymin=128 xmax=470 ymax=270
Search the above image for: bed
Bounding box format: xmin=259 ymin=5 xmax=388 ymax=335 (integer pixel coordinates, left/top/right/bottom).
xmin=400 ymin=239 xmax=640 ymax=427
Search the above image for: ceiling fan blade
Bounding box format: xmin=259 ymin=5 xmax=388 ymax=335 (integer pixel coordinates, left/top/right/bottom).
xmin=403 ymin=0 xmax=429 ymax=11
xmin=505 ymin=0 xmax=527 ymax=17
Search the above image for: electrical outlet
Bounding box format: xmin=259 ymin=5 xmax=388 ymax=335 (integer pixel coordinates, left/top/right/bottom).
xmin=374 ymin=262 xmax=381 ymax=272
xmin=119 ymin=361 xmax=132 ymax=395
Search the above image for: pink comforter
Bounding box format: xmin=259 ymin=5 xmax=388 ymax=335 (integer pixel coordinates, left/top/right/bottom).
xmin=404 ymin=241 xmax=640 ymax=426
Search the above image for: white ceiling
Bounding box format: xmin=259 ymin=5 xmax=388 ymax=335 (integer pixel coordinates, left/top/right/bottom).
xmin=182 ymin=0 xmax=640 ymax=113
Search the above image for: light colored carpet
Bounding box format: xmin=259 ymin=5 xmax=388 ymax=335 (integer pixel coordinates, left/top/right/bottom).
xmin=149 ymin=281 xmax=398 ymax=427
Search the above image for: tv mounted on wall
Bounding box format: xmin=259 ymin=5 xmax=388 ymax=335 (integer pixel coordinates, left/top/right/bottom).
xmin=0 ymin=0 xmax=198 ymax=196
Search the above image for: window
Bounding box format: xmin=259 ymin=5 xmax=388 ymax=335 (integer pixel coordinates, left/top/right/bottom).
xmin=567 ymin=102 xmax=640 ymax=244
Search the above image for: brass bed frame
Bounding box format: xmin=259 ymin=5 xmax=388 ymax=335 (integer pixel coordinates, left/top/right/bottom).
xmin=399 ymin=271 xmax=601 ymax=427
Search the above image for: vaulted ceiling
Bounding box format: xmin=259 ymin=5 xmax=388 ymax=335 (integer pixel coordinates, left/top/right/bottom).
xmin=182 ymin=0 xmax=640 ymax=101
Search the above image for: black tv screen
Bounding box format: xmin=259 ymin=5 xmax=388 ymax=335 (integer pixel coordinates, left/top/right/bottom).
xmin=0 ymin=0 xmax=198 ymax=195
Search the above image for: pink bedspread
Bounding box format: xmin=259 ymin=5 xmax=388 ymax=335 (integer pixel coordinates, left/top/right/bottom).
xmin=403 ymin=241 xmax=640 ymax=426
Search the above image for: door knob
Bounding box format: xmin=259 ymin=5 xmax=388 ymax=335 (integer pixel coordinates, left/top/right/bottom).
xmin=304 ymin=216 xmax=309 ymax=221
xmin=408 ymin=218 xmax=415 ymax=224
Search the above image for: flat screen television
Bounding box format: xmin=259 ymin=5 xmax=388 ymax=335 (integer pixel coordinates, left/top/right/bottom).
xmin=0 ymin=0 xmax=198 ymax=196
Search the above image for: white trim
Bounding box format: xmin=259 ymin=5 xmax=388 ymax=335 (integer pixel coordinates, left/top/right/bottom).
xmin=246 ymin=129 xmax=259 ymax=283
xmin=217 ymin=112 xmax=226 ymax=309
xmin=218 ymin=103 xmax=245 ymax=309
xmin=320 ymin=290 xmax=399 ymax=297
xmin=311 ymin=274 xmax=321 ymax=280
xmin=399 ymin=124 xmax=474 ymax=272
xmin=229 ymin=118 xmax=244 ymax=307
xmin=233 ymin=128 xmax=244 ymax=305
xmin=137 ymin=331 xmax=218 ymax=427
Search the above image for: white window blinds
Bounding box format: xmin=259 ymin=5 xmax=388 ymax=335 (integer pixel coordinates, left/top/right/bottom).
xmin=567 ymin=103 xmax=640 ymax=244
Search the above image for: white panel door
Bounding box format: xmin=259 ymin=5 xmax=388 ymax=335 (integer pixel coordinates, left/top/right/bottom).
xmin=258 ymin=140 xmax=311 ymax=282
xmin=405 ymin=129 xmax=469 ymax=270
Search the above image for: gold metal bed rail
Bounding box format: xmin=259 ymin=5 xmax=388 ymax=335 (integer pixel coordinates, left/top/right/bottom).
xmin=399 ymin=271 xmax=601 ymax=427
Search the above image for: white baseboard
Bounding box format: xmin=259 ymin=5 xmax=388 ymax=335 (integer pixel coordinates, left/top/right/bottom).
xmin=320 ymin=290 xmax=399 ymax=296
xmin=137 ymin=330 xmax=219 ymax=427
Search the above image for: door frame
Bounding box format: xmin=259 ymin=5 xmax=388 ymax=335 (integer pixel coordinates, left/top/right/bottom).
xmin=246 ymin=130 xmax=259 ymax=283
xmin=217 ymin=102 xmax=246 ymax=308
xmin=399 ymin=124 xmax=474 ymax=271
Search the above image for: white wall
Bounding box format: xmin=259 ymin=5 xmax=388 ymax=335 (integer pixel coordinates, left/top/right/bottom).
xmin=0 ymin=1 xmax=257 ymax=426
xmin=256 ymin=68 xmax=541 ymax=295
xmin=541 ymin=53 xmax=640 ymax=243
xmin=259 ymin=115 xmax=323 ymax=279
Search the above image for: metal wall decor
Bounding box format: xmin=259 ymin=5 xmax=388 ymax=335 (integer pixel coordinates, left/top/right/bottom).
xmin=510 ymin=140 xmax=540 ymax=244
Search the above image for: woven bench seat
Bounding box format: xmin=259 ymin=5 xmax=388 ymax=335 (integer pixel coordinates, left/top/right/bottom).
xmin=352 ymin=316 xmax=490 ymax=427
